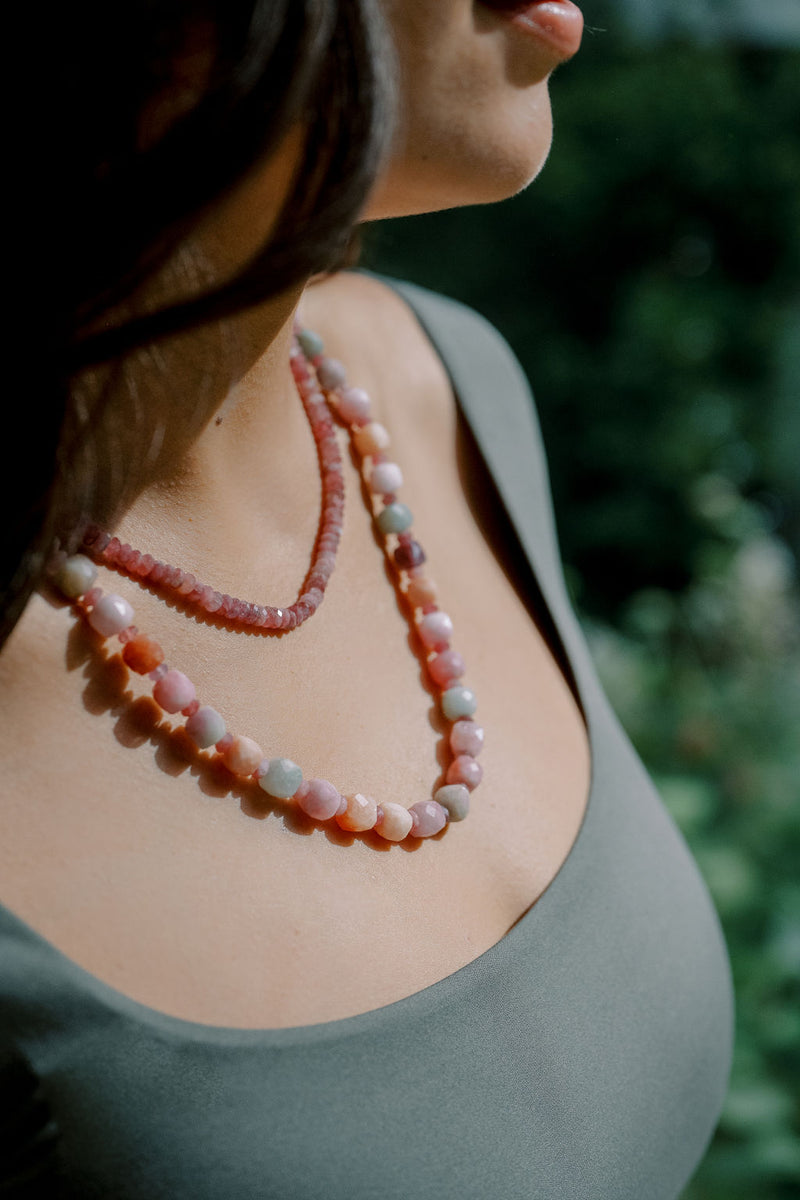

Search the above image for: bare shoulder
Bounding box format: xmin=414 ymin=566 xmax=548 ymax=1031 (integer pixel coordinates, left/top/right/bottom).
xmin=302 ymin=271 xmax=453 ymax=416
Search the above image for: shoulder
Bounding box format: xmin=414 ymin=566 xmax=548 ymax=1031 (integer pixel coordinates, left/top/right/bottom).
xmin=304 ymin=271 xmax=527 ymax=419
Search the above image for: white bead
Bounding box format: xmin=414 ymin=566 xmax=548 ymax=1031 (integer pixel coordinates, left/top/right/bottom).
xmin=370 ymin=462 xmax=403 ymax=495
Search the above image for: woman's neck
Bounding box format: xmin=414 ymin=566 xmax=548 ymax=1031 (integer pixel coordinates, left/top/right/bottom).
xmin=104 ymin=280 xmax=319 ymax=594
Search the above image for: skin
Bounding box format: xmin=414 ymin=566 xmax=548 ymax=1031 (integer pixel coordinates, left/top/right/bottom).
xmin=0 ymin=1 xmax=588 ymax=1027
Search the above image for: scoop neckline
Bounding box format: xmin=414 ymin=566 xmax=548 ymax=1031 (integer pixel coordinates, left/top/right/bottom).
xmin=0 ymin=626 xmax=598 ymax=1050
xmin=0 ymin=282 xmax=599 ymax=1047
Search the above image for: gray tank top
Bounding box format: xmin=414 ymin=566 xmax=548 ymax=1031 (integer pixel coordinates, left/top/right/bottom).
xmin=0 ymin=281 xmax=733 ymax=1199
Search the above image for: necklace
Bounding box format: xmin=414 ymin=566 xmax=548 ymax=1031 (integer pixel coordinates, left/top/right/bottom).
xmin=52 ymin=325 xmax=484 ymax=842
xmin=80 ymin=343 xmax=345 ymax=632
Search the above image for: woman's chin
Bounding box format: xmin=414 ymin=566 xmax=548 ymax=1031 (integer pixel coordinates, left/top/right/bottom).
xmin=366 ymin=97 xmax=554 ymax=220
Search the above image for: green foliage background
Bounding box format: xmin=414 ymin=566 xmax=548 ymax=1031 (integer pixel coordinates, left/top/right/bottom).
xmin=366 ymin=8 xmax=800 ymax=1197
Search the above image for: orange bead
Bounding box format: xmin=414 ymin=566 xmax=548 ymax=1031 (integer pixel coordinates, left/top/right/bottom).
xmin=122 ymin=634 xmax=164 ymax=674
xmin=335 ymin=792 xmax=378 ymax=833
xmin=406 ymin=576 xmax=438 ymax=608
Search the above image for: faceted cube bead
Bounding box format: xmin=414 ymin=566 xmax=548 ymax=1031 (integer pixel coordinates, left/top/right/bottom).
xmin=55 ymin=554 xmax=97 ymax=599
xmin=446 ymin=755 xmax=483 ymax=791
xmin=335 ymin=792 xmax=379 ymax=832
xmin=434 ymin=784 xmax=470 ymax=822
xmin=370 ymin=462 xmax=403 ymax=495
xmin=185 ymin=706 xmax=226 ymax=750
xmin=316 ymin=358 xmax=347 ymax=390
xmin=441 ymin=686 xmax=478 ymax=721
xmin=428 ymin=649 xmax=465 ymax=687
xmin=87 ymin=593 xmax=134 ymax=639
xmin=122 ymin=634 xmax=164 ymax=675
xmin=336 ymin=387 xmax=371 ymax=425
xmin=294 ymin=777 xmax=342 ymax=820
xmin=152 ymin=669 xmax=196 ymax=714
xmin=221 ymin=735 xmax=264 ymax=777
xmin=450 ymin=720 xmax=484 ymax=758
xmin=409 ymin=800 xmax=448 ymax=838
xmin=417 ymin=611 xmax=453 ymax=650
xmin=374 ymin=803 xmax=413 ymax=842
xmin=394 ymin=540 xmax=426 ymax=571
xmin=406 ymin=576 xmax=438 ymax=608
xmin=258 ymin=757 xmax=303 ymax=799
xmin=297 ymin=329 xmax=324 ymax=358
xmin=354 ymin=422 xmax=391 ymax=457
xmin=377 ymin=502 xmax=413 ymax=536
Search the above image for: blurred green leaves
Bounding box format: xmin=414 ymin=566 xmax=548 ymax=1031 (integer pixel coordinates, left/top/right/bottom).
xmin=367 ymin=15 xmax=799 ymax=1198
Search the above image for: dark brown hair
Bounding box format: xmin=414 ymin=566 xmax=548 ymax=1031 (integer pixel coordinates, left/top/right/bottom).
xmin=4 ymin=0 xmax=393 ymax=644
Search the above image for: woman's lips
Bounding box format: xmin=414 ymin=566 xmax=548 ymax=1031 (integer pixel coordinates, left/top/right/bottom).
xmin=479 ymin=0 xmax=584 ymax=60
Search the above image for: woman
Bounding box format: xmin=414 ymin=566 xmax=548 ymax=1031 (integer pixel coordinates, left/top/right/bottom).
xmin=1 ymin=2 xmax=732 ymax=1196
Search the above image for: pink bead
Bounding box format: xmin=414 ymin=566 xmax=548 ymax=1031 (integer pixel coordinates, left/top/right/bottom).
xmin=450 ymin=720 xmax=485 ymax=758
xmin=336 ymin=386 xmax=371 ymax=424
xmin=152 ymin=669 xmax=196 ymax=714
xmin=185 ymin=706 xmax=226 ymax=749
xmin=428 ymin=649 xmax=466 ymax=687
xmin=446 ymin=755 xmax=483 ymax=791
xmin=295 ymin=778 xmax=343 ymax=822
xmin=374 ymin=802 xmax=413 ymax=842
xmin=409 ymin=800 xmax=448 ymax=838
xmin=87 ymin=593 xmax=135 ymax=638
xmin=221 ymin=735 xmax=263 ymax=777
xmin=370 ymin=462 xmax=403 ymax=495
xmin=418 ymin=611 xmax=453 ymax=650
xmin=335 ymin=792 xmax=379 ymax=832
xmin=406 ymin=576 xmax=438 ymax=608
xmin=353 ymin=422 xmax=391 ymax=457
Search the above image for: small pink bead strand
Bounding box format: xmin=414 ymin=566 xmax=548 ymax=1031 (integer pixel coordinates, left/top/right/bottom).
xmin=79 ymin=344 xmax=345 ymax=633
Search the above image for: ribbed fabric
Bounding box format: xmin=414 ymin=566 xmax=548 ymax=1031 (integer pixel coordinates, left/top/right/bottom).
xmin=0 ymin=281 xmax=733 ymax=1199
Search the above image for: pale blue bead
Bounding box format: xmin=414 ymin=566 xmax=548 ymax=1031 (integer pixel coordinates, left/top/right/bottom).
xmin=441 ymin=686 xmax=477 ymax=721
xmin=297 ymin=329 xmax=324 ymax=358
xmin=435 ymin=784 xmax=470 ymax=822
xmin=259 ymin=757 xmax=303 ymax=799
xmin=56 ymin=554 xmax=97 ymax=599
xmin=377 ymin=502 xmax=413 ymax=535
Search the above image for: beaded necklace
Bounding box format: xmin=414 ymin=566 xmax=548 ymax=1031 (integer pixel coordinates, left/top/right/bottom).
xmin=52 ymin=326 xmax=484 ymax=843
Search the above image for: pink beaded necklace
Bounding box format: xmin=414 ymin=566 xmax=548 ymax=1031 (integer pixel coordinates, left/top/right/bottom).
xmin=80 ymin=335 xmax=346 ymax=632
xmin=52 ymin=326 xmax=484 ymax=843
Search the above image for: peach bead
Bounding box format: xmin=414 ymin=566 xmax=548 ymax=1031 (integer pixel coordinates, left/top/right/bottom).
xmin=406 ymin=576 xmax=438 ymax=608
xmin=221 ymin=735 xmax=264 ymax=777
xmin=353 ymin=421 xmax=391 ymax=457
xmin=374 ymin=802 xmax=413 ymax=842
xmin=123 ymin=634 xmax=164 ymax=675
xmin=335 ymin=792 xmax=379 ymax=832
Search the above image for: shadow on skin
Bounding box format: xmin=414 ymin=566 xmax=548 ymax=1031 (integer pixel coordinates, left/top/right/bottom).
xmin=63 ymin=606 xmax=447 ymax=852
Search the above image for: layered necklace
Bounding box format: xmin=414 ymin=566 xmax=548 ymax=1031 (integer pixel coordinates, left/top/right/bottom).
xmin=52 ymin=325 xmax=484 ymax=842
